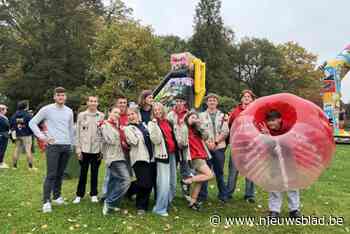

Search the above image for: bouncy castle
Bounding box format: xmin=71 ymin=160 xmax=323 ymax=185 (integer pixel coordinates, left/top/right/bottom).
xmin=153 ymin=52 xmax=206 ymax=109
xmin=320 ymin=45 xmax=350 ymax=143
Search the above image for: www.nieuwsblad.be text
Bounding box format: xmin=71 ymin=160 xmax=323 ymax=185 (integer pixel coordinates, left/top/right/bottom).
xmin=209 ymin=215 xmax=344 ymax=227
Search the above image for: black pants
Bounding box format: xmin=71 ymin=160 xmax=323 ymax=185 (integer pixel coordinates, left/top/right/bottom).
xmin=0 ymin=135 xmax=8 ymax=163
xmin=128 ymin=161 xmax=153 ymax=211
xmin=150 ymin=162 xmax=157 ymax=200
xmin=43 ymin=145 xmax=71 ymax=203
xmin=76 ymin=153 xmax=101 ymax=197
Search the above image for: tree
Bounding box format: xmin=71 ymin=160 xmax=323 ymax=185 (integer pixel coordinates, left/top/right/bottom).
xmin=232 ymin=38 xmax=284 ymax=97
xmin=277 ymin=41 xmax=322 ymax=105
xmin=190 ymin=0 xmax=237 ymax=97
xmin=156 ymin=35 xmax=188 ymax=67
xmin=92 ymin=20 xmax=168 ymax=108
xmin=0 ymin=0 xmax=102 ymax=110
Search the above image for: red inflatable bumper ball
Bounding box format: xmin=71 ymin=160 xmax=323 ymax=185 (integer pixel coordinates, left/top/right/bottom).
xmin=230 ymin=93 xmax=335 ymax=192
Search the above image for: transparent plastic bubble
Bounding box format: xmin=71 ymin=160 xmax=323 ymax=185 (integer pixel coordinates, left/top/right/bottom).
xmin=230 ymin=93 xmax=335 ymax=192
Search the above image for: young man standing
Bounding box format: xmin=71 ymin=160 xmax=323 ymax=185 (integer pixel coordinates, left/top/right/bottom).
xmin=227 ymin=90 xmax=256 ymax=203
xmin=10 ymin=101 xmax=35 ymax=169
xmin=259 ymin=110 xmax=301 ymax=218
xmin=29 ymin=87 xmax=75 ymax=213
xmin=199 ymin=93 xmax=230 ymax=202
xmin=73 ymin=96 xmax=105 ymax=204
xmin=0 ymin=104 xmax=10 ymax=169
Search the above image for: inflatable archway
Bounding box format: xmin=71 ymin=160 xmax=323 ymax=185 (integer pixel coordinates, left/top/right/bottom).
xmin=320 ymin=45 xmax=350 ymax=142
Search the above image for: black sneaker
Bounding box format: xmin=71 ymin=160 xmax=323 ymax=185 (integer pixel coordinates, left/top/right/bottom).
xmin=189 ymin=202 xmax=201 ymax=211
xmin=289 ymin=210 xmax=301 ymax=218
xmin=245 ymin=197 xmax=256 ymax=204
xmin=268 ymin=211 xmax=280 ymax=218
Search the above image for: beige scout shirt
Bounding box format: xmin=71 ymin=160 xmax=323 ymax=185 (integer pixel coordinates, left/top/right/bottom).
xmin=199 ymin=110 xmax=229 ymax=150
xmin=76 ymin=110 xmax=105 ymax=155
xmin=100 ymin=121 xmax=126 ymax=166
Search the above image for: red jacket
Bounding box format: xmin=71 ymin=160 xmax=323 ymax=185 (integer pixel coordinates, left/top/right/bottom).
xmin=188 ymin=127 xmax=207 ymax=160
xmin=229 ymin=104 xmax=245 ymax=127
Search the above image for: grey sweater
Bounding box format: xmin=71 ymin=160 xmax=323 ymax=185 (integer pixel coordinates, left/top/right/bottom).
xmin=29 ymin=104 xmax=75 ymax=145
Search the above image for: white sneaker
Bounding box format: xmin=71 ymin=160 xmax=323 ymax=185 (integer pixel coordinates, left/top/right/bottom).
xmin=72 ymin=197 xmax=81 ymax=204
xmin=160 ymin=212 xmax=169 ymax=217
xmin=91 ymin=196 xmax=98 ymax=203
xmin=52 ymin=197 xmax=65 ymax=205
xmin=0 ymin=163 xmax=9 ymax=169
xmin=102 ymin=202 xmax=110 ymax=216
xmin=42 ymin=202 xmax=52 ymax=213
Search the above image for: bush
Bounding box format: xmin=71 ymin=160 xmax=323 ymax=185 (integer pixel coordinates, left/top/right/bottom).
xmin=218 ymin=96 xmax=238 ymax=113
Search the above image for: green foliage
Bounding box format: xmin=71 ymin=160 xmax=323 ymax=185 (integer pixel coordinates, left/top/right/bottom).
xmin=92 ymin=20 xmax=168 ymax=108
xmin=231 ymin=37 xmax=284 ymax=97
xmin=277 ymin=41 xmax=322 ymax=105
xmin=218 ymin=95 xmax=238 ymax=113
xmin=156 ymin=35 xmax=189 ymax=68
xmin=0 ymin=0 xmax=101 ymax=110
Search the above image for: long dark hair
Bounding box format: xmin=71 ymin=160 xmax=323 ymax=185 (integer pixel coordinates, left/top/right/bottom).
xmin=184 ymin=111 xmax=202 ymax=138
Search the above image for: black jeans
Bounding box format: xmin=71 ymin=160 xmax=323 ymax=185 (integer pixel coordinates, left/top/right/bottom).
xmin=76 ymin=153 xmax=101 ymax=197
xmin=130 ymin=161 xmax=153 ymax=211
xmin=0 ymin=135 xmax=8 ymax=163
xmin=43 ymin=145 xmax=71 ymax=203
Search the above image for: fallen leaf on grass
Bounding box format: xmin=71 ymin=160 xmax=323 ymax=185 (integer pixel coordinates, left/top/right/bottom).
xmin=67 ymin=218 xmax=76 ymax=223
xmin=174 ymin=216 xmax=180 ymax=220
xmin=7 ymin=213 xmax=12 ymax=217
xmin=163 ymin=224 xmax=171 ymax=231
xmin=41 ymin=224 xmax=48 ymax=229
xmin=127 ymin=226 xmax=133 ymax=231
xmin=345 ymin=227 xmax=349 ymax=233
xmin=69 ymin=226 xmax=74 ymax=231
xmin=74 ymin=224 xmax=80 ymax=228
xmin=123 ymin=210 xmax=128 ymax=215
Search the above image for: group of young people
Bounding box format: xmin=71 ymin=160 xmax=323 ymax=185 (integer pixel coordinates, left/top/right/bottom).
xmin=0 ymin=86 xmax=301 ymax=218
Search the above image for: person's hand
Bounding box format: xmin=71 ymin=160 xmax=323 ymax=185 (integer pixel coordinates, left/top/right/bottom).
xmin=76 ymin=152 xmax=82 ymax=161
xmin=206 ymin=139 xmax=216 ymax=151
xmin=152 ymin=118 xmax=157 ymax=123
xmin=258 ymin=122 xmax=270 ymax=135
xmin=97 ymin=153 xmax=103 ymax=161
xmin=223 ymin=114 xmax=229 ymax=122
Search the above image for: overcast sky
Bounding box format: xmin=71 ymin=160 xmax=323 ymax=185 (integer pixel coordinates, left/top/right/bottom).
xmin=121 ymin=0 xmax=350 ymax=101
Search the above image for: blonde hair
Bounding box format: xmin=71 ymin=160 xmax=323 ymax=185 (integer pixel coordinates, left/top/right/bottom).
xmin=151 ymin=102 xmax=167 ymax=120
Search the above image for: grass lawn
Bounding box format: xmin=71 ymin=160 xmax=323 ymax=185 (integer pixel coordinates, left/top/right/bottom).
xmin=0 ymin=143 xmax=349 ymax=234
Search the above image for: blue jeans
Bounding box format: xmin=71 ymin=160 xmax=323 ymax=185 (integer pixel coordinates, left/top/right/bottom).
xmin=227 ymin=155 xmax=255 ymax=199
xmin=210 ymin=148 xmax=229 ymax=200
xmin=153 ymin=154 xmax=177 ymax=215
xmin=102 ymin=166 xmax=111 ymax=197
xmin=105 ymin=161 xmax=131 ymax=208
